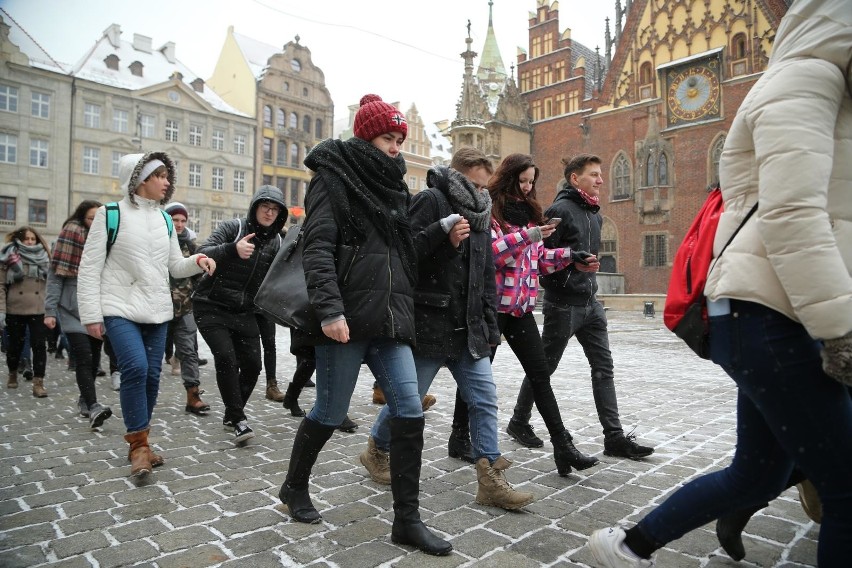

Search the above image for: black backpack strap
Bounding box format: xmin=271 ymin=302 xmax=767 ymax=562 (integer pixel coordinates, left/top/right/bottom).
xmin=708 ymin=201 xmax=758 ymax=276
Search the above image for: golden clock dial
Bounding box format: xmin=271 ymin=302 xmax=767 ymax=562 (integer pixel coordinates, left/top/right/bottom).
xmin=667 ymin=66 xmax=720 ymax=122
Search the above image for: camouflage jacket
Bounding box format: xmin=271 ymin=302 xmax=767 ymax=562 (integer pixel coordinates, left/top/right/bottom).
xmin=171 ymin=230 xmax=199 ymax=317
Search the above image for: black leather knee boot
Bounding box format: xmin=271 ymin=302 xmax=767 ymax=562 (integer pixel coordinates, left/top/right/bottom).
xmin=278 ymin=418 xmax=335 ymax=523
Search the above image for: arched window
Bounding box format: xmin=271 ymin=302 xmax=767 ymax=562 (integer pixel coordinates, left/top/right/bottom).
xmin=639 ymin=61 xmax=653 ymax=85
xmin=263 ymin=105 xmax=272 ymax=127
xmin=658 ymin=153 xmax=669 ymax=186
xmin=276 ymin=139 xmax=287 ymax=165
xmin=315 ymin=118 xmax=323 ymax=138
xmin=710 ymin=135 xmax=726 ymax=188
xmin=277 ymin=108 xmax=285 ymax=129
xmin=645 ymin=155 xmax=655 ymax=186
xmin=599 ymin=218 xmax=618 ymax=273
xmin=732 ymin=33 xmax=747 ymax=60
xmin=612 ymin=154 xmax=632 ymax=199
xmin=290 ymin=143 xmax=299 ymax=167
xmin=289 ymin=112 xmax=298 ymax=129
xmin=302 ymin=115 xmax=311 ymax=132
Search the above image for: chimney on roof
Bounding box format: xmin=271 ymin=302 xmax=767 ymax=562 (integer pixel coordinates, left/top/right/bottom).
xmin=104 ymin=24 xmax=121 ymax=48
xmin=159 ymin=41 xmax=175 ymax=63
xmin=133 ymin=33 xmax=152 ymax=53
xmin=190 ymin=78 xmax=204 ymax=93
xmin=170 ymin=71 xmax=183 ymax=82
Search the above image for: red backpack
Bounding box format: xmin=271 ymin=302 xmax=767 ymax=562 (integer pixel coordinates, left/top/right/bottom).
xmin=664 ymin=188 xmax=756 ymax=359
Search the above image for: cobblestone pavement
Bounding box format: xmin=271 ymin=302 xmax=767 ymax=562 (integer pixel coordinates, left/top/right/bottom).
xmin=0 ymin=311 xmax=819 ymax=567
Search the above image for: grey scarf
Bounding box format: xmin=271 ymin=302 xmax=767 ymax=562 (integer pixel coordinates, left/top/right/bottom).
xmin=1 ymin=240 xmax=49 ymax=285
xmin=426 ymin=166 xmax=492 ymax=232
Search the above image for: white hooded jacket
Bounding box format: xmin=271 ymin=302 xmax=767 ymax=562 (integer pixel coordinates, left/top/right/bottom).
xmin=77 ymin=152 xmax=204 ymax=325
xmin=706 ymin=0 xmax=852 ymax=341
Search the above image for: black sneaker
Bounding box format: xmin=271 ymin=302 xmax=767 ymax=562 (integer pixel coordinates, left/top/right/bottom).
xmin=234 ymin=421 xmax=255 ymax=444
xmin=506 ymin=419 xmax=544 ymax=448
xmin=89 ymin=404 xmax=112 ymax=429
xmin=304 ymin=378 xmax=316 ymax=388
xmin=223 ymin=419 xmax=235 ymax=432
xmin=336 ymin=416 xmax=358 ymax=433
xmin=198 ymin=358 xmax=208 ymax=367
xmin=78 ymin=397 xmax=90 ymax=418
xmin=604 ymin=430 xmax=654 ymax=459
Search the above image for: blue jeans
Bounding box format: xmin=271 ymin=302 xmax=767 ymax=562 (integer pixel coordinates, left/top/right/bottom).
xmin=309 ymin=337 xmax=421 ymax=427
xmin=104 ymin=317 xmax=168 ymax=433
xmin=372 ymin=351 xmax=500 ymax=462
xmin=636 ymin=301 xmax=852 ymax=565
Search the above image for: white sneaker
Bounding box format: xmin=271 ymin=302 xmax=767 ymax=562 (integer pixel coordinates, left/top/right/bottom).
xmin=111 ymin=371 xmax=121 ymax=391
xmin=589 ymin=527 xmax=655 ymax=568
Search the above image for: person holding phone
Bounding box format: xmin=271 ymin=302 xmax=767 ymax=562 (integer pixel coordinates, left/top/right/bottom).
xmin=193 ymin=186 xmax=289 ymax=445
xmin=506 ymin=154 xmax=655 ymax=460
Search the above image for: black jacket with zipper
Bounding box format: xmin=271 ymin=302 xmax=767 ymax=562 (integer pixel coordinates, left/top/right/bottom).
xmin=540 ymin=185 xmax=601 ymax=305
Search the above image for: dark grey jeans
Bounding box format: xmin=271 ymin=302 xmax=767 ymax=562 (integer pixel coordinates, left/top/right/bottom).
xmin=172 ymin=313 xmax=200 ymax=388
xmin=512 ymin=298 xmax=623 ymax=440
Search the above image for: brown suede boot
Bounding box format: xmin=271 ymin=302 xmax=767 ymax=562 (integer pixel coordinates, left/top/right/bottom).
xmin=124 ymin=430 xmax=152 ymax=480
xmin=359 ymin=436 xmax=391 ymax=484
xmin=32 ymin=377 xmax=47 ymax=398
xmin=185 ymin=385 xmax=210 ymax=414
xmin=475 ymin=456 xmax=535 ymax=510
xmin=266 ymin=380 xmax=285 ymax=402
xmin=127 ymin=428 xmax=164 ymax=468
xmin=7 ymin=370 xmax=18 ymax=388
xmin=372 ymin=384 xmax=386 ymax=405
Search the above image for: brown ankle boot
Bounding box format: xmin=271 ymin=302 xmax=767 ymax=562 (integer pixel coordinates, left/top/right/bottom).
xmin=372 ymin=384 xmax=386 ymax=405
xmin=266 ymin=380 xmax=285 ymax=402
xmin=32 ymin=377 xmax=47 ymax=398
xmin=185 ymin=385 xmax=210 ymax=414
xmin=124 ymin=430 xmax=152 ymax=479
xmin=475 ymin=456 xmax=534 ymax=510
xmin=127 ymin=428 xmax=164 ymax=468
xmin=7 ymin=370 xmax=18 ymax=388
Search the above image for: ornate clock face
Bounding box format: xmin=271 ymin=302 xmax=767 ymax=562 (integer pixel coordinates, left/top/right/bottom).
xmin=667 ymin=65 xmax=720 ymax=123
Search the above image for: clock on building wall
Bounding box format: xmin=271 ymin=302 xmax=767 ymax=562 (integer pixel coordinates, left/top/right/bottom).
xmin=665 ymin=57 xmax=721 ymax=126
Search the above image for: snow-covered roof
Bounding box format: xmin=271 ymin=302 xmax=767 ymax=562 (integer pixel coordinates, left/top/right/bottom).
xmin=231 ymin=30 xmax=279 ymax=80
xmin=1 ymin=8 xmax=67 ymax=74
xmin=71 ymin=24 xmax=248 ymax=117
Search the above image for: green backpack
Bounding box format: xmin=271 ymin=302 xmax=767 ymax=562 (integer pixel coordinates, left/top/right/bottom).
xmin=105 ymin=202 xmax=173 ymax=255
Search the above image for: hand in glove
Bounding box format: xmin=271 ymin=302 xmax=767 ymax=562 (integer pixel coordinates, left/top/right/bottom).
xmin=821 ymin=331 xmax=852 ymax=386
xmin=439 ymin=214 xmax=463 ymax=234
xmin=526 ymin=226 xmax=543 ymax=243
xmin=571 ymin=250 xmax=593 ymax=265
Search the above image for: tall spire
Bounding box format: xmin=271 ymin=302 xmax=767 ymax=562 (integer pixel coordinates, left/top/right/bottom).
xmin=454 ymin=22 xmax=488 ymax=125
xmin=476 ymin=1 xmax=508 ymax=89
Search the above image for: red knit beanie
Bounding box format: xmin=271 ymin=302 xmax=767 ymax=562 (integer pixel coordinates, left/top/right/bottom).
xmin=353 ymin=94 xmax=408 ymax=142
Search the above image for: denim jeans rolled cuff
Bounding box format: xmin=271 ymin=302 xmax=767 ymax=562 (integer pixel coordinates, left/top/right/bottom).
xmin=314 ymin=337 xmax=421 ymax=429
xmin=104 ymin=316 xmax=168 ymax=433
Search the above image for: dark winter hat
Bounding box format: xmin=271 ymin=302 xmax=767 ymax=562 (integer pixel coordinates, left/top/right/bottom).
xmin=165 ymin=202 xmax=189 ymax=219
xmin=353 ymin=94 xmax=408 ymax=142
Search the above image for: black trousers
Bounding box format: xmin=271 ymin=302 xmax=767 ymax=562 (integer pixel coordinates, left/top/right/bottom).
xmin=66 ymin=332 xmax=103 ymax=407
xmin=6 ymin=314 xmax=48 ymax=377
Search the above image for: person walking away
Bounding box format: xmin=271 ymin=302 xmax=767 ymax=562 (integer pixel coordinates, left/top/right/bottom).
xmin=44 ymin=201 xmax=110 ymax=427
xmin=78 ymin=152 xmax=215 ymax=480
xmin=279 ymin=94 xmax=451 ymax=555
xmin=1 ymin=226 xmax=51 ymax=397
xmin=588 ymin=1 xmax=852 ymax=565
xmin=193 ymin=186 xmax=288 ymax=445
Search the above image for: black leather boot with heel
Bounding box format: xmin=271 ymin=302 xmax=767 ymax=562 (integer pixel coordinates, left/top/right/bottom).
xmin=278 ymin=418 xmax=335 ymax=523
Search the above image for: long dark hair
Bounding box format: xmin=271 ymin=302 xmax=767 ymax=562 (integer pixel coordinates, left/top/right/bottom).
xmin=489 ymin=153 xmax=544 ymax=231
xmin=5 ymin=226 xmax=50 ymax=251
xmin=63 ymin=200 xmax=102 ymax=227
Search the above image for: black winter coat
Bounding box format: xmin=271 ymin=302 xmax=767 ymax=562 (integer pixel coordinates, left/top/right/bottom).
xmin=193 ymin=186 xmax=288 ymax=313
xmin=294 ymin=172 xmax=417 ymax=348
xmin=540 ymin=186 xmax=601 ymax=305
xmin=409 ymin=188 xmax=500 ymax=360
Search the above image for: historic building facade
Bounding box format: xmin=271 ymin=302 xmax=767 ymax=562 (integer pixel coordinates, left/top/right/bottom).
xmin=208 ymin=29 xmax=333 ymax=224
xmin=520 ymin=0 xmax=789 ymax=293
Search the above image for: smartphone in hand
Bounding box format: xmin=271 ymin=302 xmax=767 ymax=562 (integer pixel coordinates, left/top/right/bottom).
xmin=545 ymin=217 xmax=562 ymax=227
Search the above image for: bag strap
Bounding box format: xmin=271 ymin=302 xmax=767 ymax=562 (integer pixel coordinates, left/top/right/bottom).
xmin=161 ymin=210 xmax=174 ymax=238
xmin=708 ymin=201 xmax=758 ymax=277
xmin=105 ymin=202 xmax=120 ymax=255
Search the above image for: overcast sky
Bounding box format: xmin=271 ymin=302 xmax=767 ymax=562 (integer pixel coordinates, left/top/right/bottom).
xmin=3 ymin=0 xmax=614 ymax=125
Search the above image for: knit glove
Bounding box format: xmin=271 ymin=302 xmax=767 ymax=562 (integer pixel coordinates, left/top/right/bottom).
xmin=821 ymin=332 xmax=852 ymax=386
xmin=526 ymin=226 xmax=543 ymax=243
xmin=571 ymin=250 xmax=592 ymax=265
xmin=439 ymin=214 xmax=463 ymax=233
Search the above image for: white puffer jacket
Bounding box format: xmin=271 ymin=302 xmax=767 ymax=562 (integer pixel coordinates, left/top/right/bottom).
xmin=78 ymin=152 xmax=203 ymax=325
xmin=706 ymin=0 xmax=852 ymax=341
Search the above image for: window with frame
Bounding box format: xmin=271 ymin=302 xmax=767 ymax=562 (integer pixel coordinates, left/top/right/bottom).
xmin=658 ymin=153 xmax=669 ymax=185
xmin=112 ymin=109 xmax=129 ymax=133
xmin=263 ymin=105 xmax=272 ymax=127
xmin=188 ymin=208 xmax=201 ymax=234
xmin=0 ymin=133 xmax=17 ymax=163
xmin=29 ymin=139 xmax=48 ymax=168
xmin=188 ymin=163 xmax=202 ymax=187
xmin=233 ymin=170 xmax=246 ymax=193
xmin=211 ymin=167 xmax=224 ymax=190
xmin=0 ymin=85 xmax=19 ymax=112
xmin=262 ymin=138 xmax=272 ymax=163
xmin=302 ymin=115 xmax=311 ymax=132
xmin=210 ymin=210 xmax=225 ymax=233
xmin=84 ymin=103 xmax=101 ymax=128
xmin=165 ymin=119 xmax=179 ymax=142
xmin=234 ymin=134 xmax=246 ymax=154
xmin=82 ymin=146 xmax=99 ymax=174
xmin=277 ymin=108 xmax=286 ymax=129
xmin=140 ymin=114 xmax=155 ymax=138
xmin=276 ymin=176 xmax=287 ymax=196
xmin=612 ymin=154 xmax=632 ymax=199
xmin=315 ymin=118 xmax=323 ymax=138
xmin=262 ymin=174 xmax=272 ymax=186
xmin=643 ymin=234 xmax=668 ymax=267
xmin=709 ymin=136 xmax=725 ymax=188
xmin=645 ymin=155 xmax=655 ymax=186
xmin=289 ymin=179 xmax=299 ymax=205
xmin=276 ymin=139 xmax=287 ymax=165
xmin=189 ymin=125 xmax=203 ymax=146
xmin=289 ymin=143 xmax=299 ymax=167
xmin=212 ymin=129 xmax=225 ymax=150
xmin=28 ymin=199 xmax=47 ymax=224
xmin=31 ymin=92 xmax=50 ymax=119
xmin=289 ymin=112 xmax=298 ymax=129
xmin=112 ymin=151 xmax=122 ymax=177
xmin=0 ymin=196 xmax=15 ymax=221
